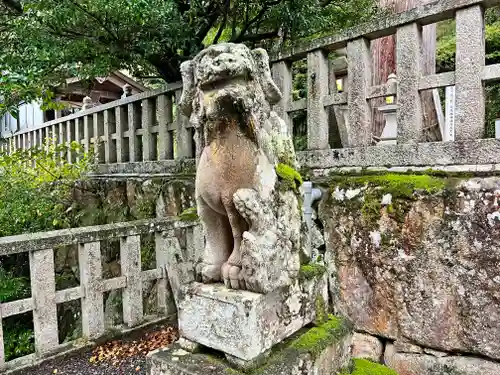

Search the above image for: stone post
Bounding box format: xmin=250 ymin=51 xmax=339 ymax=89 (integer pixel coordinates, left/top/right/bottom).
xmin=396 ymin=23 xmax=423 ymax=143
xmin=271 ymin=61 xmax=293 ymax=135
xmin=121 ymin=235 xmax=143 ymax=327
xmin=127 ymin=103 xmax=141 ymax=162
xmin=347 ymin=38 xmax=372 ymax=146
xmin=307 ymin=49 xmax=330 ymax=150
xmin=115 ymin=106 xmax=127 ymax=162
xmin=30 ymin=249 xmax=58 ymax=355
xmin=455 ymin=5 xmax=485 ymax=140
xmin=79 ymin=241 xmax=105 ymax=339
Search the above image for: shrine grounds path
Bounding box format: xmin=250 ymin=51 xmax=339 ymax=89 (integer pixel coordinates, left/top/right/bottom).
xmin=15 ymin=322 xmax=178 ymax=375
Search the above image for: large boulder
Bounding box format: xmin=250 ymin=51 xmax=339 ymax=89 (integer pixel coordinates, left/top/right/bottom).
xmin=320 ymin=175 xmax=500 ymax=360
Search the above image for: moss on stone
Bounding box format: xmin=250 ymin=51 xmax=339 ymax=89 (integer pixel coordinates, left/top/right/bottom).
xmin=339 ymin=358 xmax=399 ymax=375
xmin=299 ymin=263 xmax=327 ymax=281
xmin=289 ymin=315 xmax=349 ymax=358
xmin=276 ymin=163 xmax=303 ymax=192
xmin=329 ymin=173 xmax=446 ymax=199
xmin=314 ymin=294 xmax=328 ymax=326
xmin=328 ymin=173 xmax=450 ymax=229
xmin=178 ymin=207 xmax=199 ymax=221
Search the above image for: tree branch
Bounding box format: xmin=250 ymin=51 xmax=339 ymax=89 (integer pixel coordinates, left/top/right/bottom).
xmin=69 ymin=1 xmax=119 ymax=41
xmin=213 ymin=0 xmax=231 ymax=44
xmin=1 ymin=0 xmax=22 ymax=14
xmin=235 ymin=30 xmax=279 ymax=43
xmin=233 ymin=0 xmax=282 ymax=42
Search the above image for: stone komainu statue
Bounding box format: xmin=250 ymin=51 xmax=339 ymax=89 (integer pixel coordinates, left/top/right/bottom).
xmin=178 ymin=43 xmax=302 ymax=294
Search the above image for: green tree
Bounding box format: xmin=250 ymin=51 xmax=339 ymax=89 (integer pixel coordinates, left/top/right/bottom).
xmin=0 ymin=0 xmax=380 ymax=116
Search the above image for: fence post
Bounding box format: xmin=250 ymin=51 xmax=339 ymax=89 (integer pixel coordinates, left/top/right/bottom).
xmin=128 ymin=103 xmax=141 ymax=162
xmin=120 ymin=235 xmax=143 ymax=327
xmin=271 ymin=61 xmax=293 ymax=136
xmin=79 ymin=241 xmax=105 ymax=339
xmin=30 ymin=249 xmax=58 ymax=355
xmin=66 ymin=120 xmax=73 ymax=163
xmin=455 ymin=5 xmax=485 ymax=140
xmin=104 ymin=109 xmax=117 ymax=164
xmin=347 ymin=37 xmax=372 ymax=146
xmin=142 ymin=98 xmax=156 ymax=161
xmin=157 ymin=94 xmax=174 ymax=160
xmin=307 ymin=50 xmax=330 ymax=149
xmin=115 ymin=106 xmax=127 ymax=163
xmin=396 ymin=22 xmax=423 ymax=143
xmin=175 ymin=90 xmax=193 ymax=159
xmin=155 ymin=230 xmax=177 ymax=316
xmin=83 ymin=116 xmax=92 ymax=155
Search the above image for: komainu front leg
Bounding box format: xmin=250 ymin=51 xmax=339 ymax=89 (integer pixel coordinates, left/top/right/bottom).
xmin=221 ymin=196 xmax=249 ymax=290
xmin=197 ymin=197 xmax=233 ymax=283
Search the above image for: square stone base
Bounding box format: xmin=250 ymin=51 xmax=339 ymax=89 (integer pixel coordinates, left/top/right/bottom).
xmin=178 ymin=274 xmax=327 ymax=361
xmin=148 ymin=315 xmax=352 ymax=375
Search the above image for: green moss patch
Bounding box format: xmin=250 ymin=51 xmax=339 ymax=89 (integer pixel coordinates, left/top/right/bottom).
xmin=299 ymin=263 xmax=327 ymax=281
xmin=339 ymin=358 xmax=399 ymax=375
xmin=178 ymin=207 xmax=199 ymax=221
xmin=289 ymin=315 xmax=349 ymax=358
xmin=328 ymin=173 xmax=450 ymax=229
xmin=329 ymin=173 xmax=446 ymax=199
xmin=276 ymin=163 xmax=303 ymax=192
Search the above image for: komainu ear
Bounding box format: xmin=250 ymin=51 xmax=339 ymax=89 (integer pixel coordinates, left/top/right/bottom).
xmin=179 ymin=60 xmax=196 ymax=117
xmin=251 ymin=48 xmax=282 ymax=106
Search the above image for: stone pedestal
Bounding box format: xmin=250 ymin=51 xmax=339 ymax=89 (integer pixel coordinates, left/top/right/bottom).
xmin=178 ymin=274 xmax=328 ymax=363
xmin=148 ymin=315 xmax=352 ymax=375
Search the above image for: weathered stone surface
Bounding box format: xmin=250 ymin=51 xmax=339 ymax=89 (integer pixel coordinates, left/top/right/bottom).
xmin=297 ymin=139 xmax=500 ymax=169
xmin=393 ymin=340 xmax=423 ymax=354
xmin=178 ymin=275 xmax=327 ymax=361
xmin=321 ymin=175 xmax=500 ymax=360
xmin=148 ymin=315 xmax=351 ymax=375
xmin=178 ymin=43 xmax=303 ymax=293
xmin=385 ymin=343 xmax=500 ymax=375
xmin=351 ymin=333 xmax=383 ymax=362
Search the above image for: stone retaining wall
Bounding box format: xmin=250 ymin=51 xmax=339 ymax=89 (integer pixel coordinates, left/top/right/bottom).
xmin=317 ymin=172 xmax=500 ymax=374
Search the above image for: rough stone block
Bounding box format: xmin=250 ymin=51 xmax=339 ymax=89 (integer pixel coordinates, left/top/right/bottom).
xmin=178 ymin=274 xmax=328 ymax=361
xmin=148 ymin=315 xmax=352 ymax=375
xmin=351 ymin=332 xmax=383 ymax=362
xmin=321 ymin=176 xmax=500 ymax=360
xmin=385 ymin=343 xmax=500 ymax=375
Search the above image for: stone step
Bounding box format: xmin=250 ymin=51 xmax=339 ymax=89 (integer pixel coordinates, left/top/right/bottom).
xmin=147 ymin=315 xmax=353 ymax=375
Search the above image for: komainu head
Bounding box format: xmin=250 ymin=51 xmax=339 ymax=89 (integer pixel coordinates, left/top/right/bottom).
xmin=178 ymin=43 xmax=282 ymax=119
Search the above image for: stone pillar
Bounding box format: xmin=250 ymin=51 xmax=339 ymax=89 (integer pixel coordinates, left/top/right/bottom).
xmin=307 ymin=49 xmax=330 ymax=150
xmin=79 ymin=241 xmax=105 ymax=339
xmin=347 ymin=38 xmax=372 ymax=146
xmin=455 ymin=5 xmax=485 ymax=140
xmin=142 ymin=98 xmax=155 ymax=161
xmin=271 ymin=61 xmax=293 ymax=135
xmin=396 ymin=22 xmax=423 ymax=143
xmin=121 ymin=235 xmax=143 ymax=327
xmin=30 ymin=249 xmax=58 ymax=355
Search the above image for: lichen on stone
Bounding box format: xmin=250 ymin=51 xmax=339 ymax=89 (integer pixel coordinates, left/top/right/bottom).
xmin=339 ymin=358 xmax=399 ymax=375
xmin=178 ymin=207 xmax=199 ymax=221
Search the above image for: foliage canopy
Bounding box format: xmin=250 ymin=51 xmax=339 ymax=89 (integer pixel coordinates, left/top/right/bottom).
xmin=0 ymin=0 xmax=380 ymax=116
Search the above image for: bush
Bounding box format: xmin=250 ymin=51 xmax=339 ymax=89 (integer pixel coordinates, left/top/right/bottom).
xmin=0 ymin=138 xmax=91 ymax=361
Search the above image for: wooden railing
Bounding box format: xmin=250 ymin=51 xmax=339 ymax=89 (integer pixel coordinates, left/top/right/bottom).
xmin=0 ymin=218 xmax=203 ymax=371
xmin=3 ymin=0 xmax=500 ymax=170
